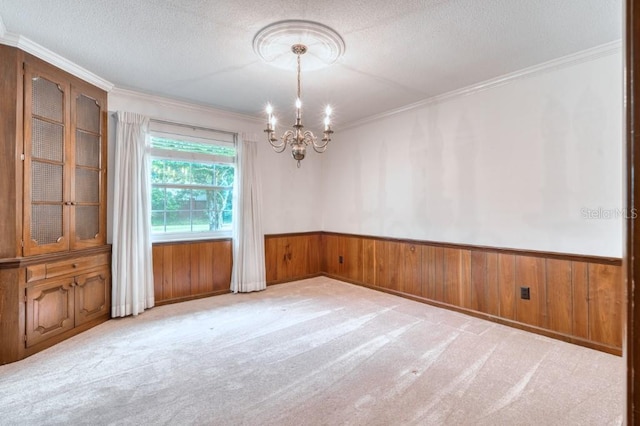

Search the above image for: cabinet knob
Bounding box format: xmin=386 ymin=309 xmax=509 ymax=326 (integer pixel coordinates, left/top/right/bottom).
xmin=72 ymin=263 xmax=78 ymax=268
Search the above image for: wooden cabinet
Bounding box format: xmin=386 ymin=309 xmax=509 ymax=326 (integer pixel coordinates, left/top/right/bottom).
xmin=0 ymin=45 xmax=110 ymax=365
xmin=26 ymin=262 xmax=110 ymax=347
xmin=22 ymin=54 xmax=106 ymax=256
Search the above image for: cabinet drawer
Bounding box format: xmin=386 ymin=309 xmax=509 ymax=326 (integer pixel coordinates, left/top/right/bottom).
xmin=26 ymin=254 xmax=110 ymax=283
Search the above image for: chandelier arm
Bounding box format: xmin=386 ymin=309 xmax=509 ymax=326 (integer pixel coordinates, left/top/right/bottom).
xmin=282 ymin=130 xmax=295 ymax=146
xmin=267 ymin=132 xmax=287 ymax=152
xmin=270 ymin=142 xmax=287 ymax=153
xmin=312 ymin=139 xmax=329 ymax=152
xmin=302 ymin=130 xmax=316 ymax=146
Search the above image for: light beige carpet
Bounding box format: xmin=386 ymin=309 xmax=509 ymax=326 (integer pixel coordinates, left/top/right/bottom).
xmin=0 ymin=277 xmax=624 ymax=425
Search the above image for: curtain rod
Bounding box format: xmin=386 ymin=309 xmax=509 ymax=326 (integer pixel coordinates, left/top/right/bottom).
xmin=149 ymin=118 xmax=237 ymax=138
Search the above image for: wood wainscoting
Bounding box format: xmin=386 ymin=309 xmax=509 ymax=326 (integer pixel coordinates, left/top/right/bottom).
xmin=152 ymin=239 xmax=232 ymax=305
xmin=264 ymin=231 xmax=623 ymax=355
xmin=265 ymin=232 xmax=322 ymax=284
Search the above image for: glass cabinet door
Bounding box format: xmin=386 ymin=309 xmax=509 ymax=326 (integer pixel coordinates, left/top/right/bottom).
xmin=23 ymin=65 xmax=70 ymax=256
xmin=70 ymin=86 xmax=105 ymax=250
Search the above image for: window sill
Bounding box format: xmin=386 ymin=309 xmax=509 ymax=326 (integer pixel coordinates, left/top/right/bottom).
xmin=151 ymin=232 xmax=232 ymax=244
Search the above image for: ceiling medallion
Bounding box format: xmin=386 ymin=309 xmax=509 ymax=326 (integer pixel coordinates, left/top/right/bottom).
xmin=254 ymin=20 xmax=345 ymax=167
xmin=253 ymin=20 xmax=345 ymax=71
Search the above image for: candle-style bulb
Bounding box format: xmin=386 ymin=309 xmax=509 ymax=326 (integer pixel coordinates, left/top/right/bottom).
xmin=324 ymin=116 xmax=331 ymax=127
xmin=295 ymin=98 xmax=302 ymax=109
xmin=266 ymin=103 xmax=273 ymax=115
xmin=325 ymin=105 xmax=332 ymax=116
xmin=271 ymin=116 xmax=277 ymax=128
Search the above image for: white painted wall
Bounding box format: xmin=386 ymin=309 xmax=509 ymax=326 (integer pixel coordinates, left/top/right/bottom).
xmin=106 ymin=89 xmax=324 ymax=242
xmin=322 ymin=49 xmax=623 ymax=257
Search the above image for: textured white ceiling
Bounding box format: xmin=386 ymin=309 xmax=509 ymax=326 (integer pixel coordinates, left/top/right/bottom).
xmin=0 ymin=0 xmax=622 ymax=125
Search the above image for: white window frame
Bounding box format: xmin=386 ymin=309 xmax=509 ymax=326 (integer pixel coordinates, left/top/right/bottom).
xmin=148 ymin=120 xmax=237 ymax=243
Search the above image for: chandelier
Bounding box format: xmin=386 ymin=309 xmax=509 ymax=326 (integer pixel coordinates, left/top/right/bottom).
xmin=253 ymin=20 xmax=345 ymax=167
xmin=264 ymin=43 xmax=333 ymax=167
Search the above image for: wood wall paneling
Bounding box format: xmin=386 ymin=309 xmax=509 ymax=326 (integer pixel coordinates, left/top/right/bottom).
xmin=264 ymin=237 xmax=277 ymax=283
xmin=404 ymin=244 xmax=422 ymax=297
xmin=485 ymin=253 xmax=500 ymax=316
xmin=374 ymin=239 xmax=388 ymax=289
xmin=386 ymin=241 xmax=405 ymax=292
xmin=498 ymin=254 xmax=517 ymax=320
xmin=323 ymin=234 xmax=341 ymax=278
xmin=572 ymin=261 xmax=589 ymax=340
xmin=422 ymin=246 xmax=444 ymax=301
xmin=342 ymin=236 xmax=364 ymax=283
xmin=589 ymin=263 xmax=623 ymax=348
xmin=515 ymin=256 xmax=546 ymax=328
xmin=212 ymin=240 xmax=232 ymax=291
xmin=263 ymin=232 xmax=623 ymax=354
xmin=152 ymin=245 xmax=164 ymax=300
xmin=362 ymin=238 xmax=375 ymax=286
xmin=264 ymin=233 xmax=320 ymax=284
xmin=443 ymin=248 xmax=471 ymax=308
xmin=151 ymin=240 xmax=232 ymax=304
xmin=470 ymin=251 xmax=488 ymax=313
xmin=546 ymin=259 xmax=573 ymax=335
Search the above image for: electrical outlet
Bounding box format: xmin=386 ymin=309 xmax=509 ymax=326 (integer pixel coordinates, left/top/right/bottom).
xmin=339 ymin=255 xmax=344 ymax=264
xmin=520 ymin=287 xmax=530 ymax=300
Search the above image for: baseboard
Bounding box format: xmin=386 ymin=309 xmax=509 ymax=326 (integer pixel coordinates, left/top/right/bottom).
xmin=322 ymin=272 xmax=622 ymax=356
xmin=154 ymin=289 xmax=231 ymax=306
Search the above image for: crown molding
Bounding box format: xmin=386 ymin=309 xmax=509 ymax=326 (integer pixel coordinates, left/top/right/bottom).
xmin=0 ymin=15 xmax=113 ymax=91
xmin=109 ymin=87 xmax=263 ymax=124
xmin=343 ymin=40 xmax=623 ymax=130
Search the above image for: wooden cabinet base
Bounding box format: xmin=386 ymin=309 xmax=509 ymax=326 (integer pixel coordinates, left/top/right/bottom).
xmin=0 ymin=246 xmax=111 ymax=365
xmin=21 ymin=313 xmax=109 ymax=360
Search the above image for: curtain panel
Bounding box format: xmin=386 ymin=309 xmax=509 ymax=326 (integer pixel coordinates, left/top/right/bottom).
xmin=231 ymin=137 xmax=267 ymax=293
xmin=112 ymin=111 xmax=155 ymax=317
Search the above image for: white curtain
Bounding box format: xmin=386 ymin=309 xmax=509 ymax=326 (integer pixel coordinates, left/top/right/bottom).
xmin=231 ymin=136 xmax=266 ymax=293
xmin=111 ymin=111 xmax=155 ymax=317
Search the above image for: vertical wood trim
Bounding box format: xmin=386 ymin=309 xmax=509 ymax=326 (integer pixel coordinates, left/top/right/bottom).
xmin=212 ymin=240 xmax=232 ymax=291
xmin=470 ymin=251 xmax=487 ymax=313
xmin=162 ymin=245 xmax=173 ymax=301
xmin=362 ymin=238 xmax=375 ymax=286
xmin=264 ymin=237 xmax=277 ymax=283
xmin=546 ymin=259 xmax=573 ymax=335
xmin=404 ymin=243 xmax=422 ymax=296
xmin=152 ymin=245 xmax=164 ymax=300
xmin=486 ymin=253 xmax=499 ymax=316
xmin=589 ymin=264 xmax=623 ymax=348
xmin=572 ymin=261 xmax=589 ymax=340
xmin=498 ymin=254 xmax=516 ymax=320
xmin=190 ymin=243 xmax=201 ymax=295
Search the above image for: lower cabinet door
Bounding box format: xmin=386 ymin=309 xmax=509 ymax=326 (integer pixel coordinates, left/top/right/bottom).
xmin=26 ymin=278 xmax=75 ymax=347
xmin=75 ymin=267 xmax=110 ymax=326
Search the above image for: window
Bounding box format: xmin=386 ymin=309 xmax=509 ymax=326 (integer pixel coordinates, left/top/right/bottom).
xmin=149 ymin=121 xmax=236 ymax=241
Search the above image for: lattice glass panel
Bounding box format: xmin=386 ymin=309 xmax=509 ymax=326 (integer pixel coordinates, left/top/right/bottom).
xmin=32 ymin=118 xmax=64 ymax=162
xmin=76 ymin=94 xmax=100 ymax=133
xmin=32 ymin=77 xmax=63 ymax=122
xmin=31 ymin=205 xmax=63 ymax=245
xmin=75 ymin=130 xmax=100 ymax=168
xmin=75 ymin=206 xmax=99 ymax=240
xmin=75 ymin=168 xmax=99 ymax=203
xmin=32 ymin=161 xmax=63 ymax=202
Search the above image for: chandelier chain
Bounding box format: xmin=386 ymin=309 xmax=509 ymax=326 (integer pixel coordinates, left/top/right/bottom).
xmin=297 ymin=53 xmax=301 ymax=101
